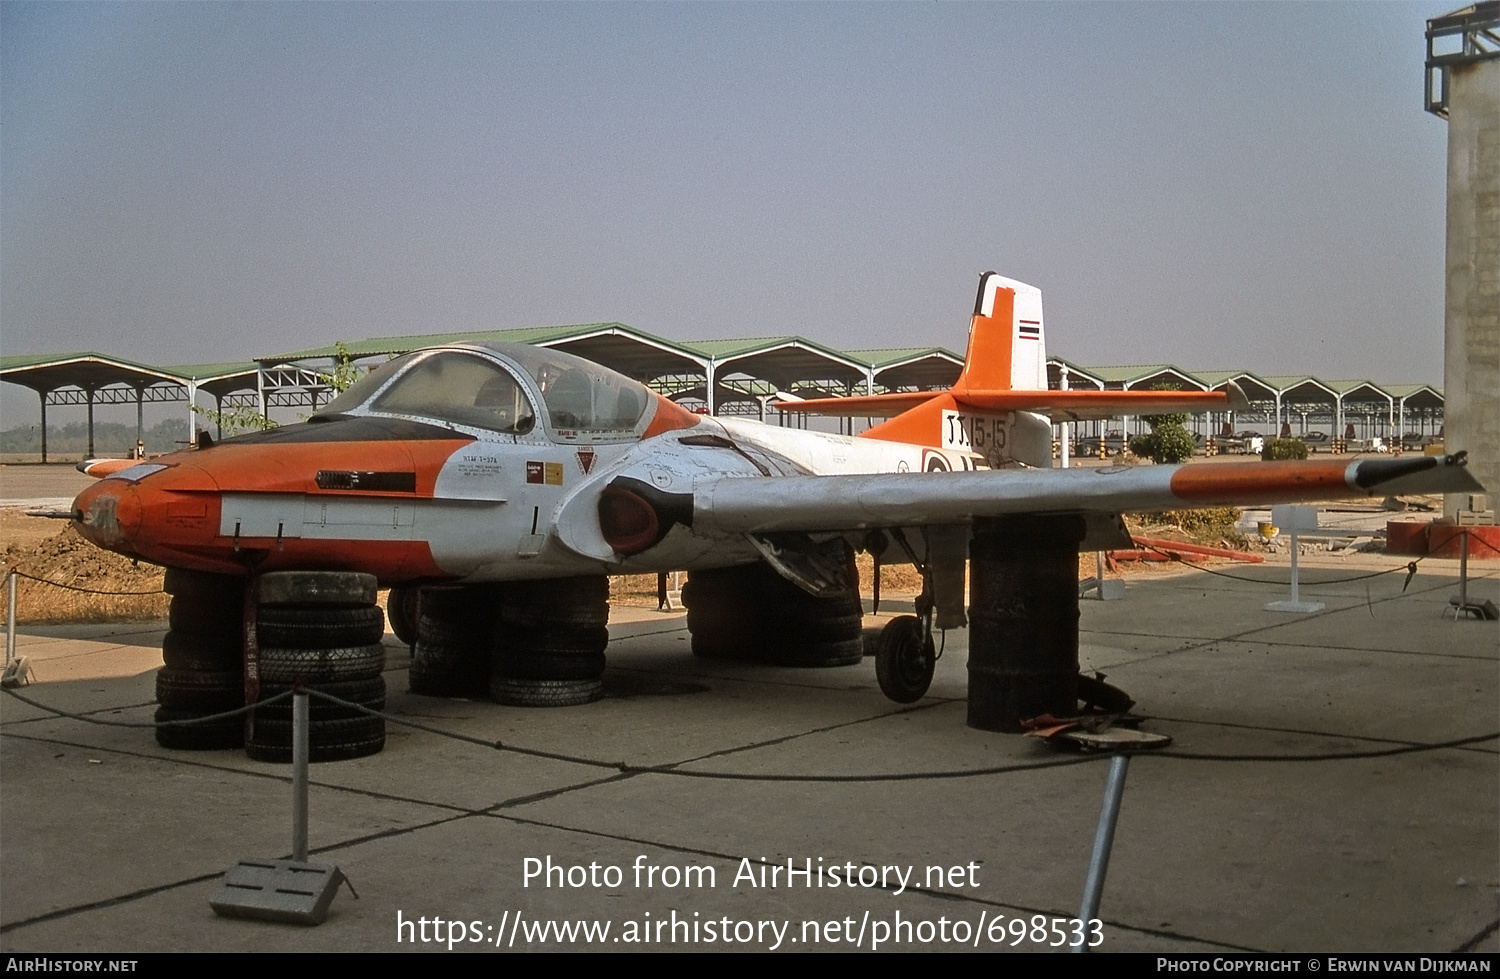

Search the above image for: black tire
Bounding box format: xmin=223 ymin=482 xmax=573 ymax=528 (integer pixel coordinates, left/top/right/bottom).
xmin=256 ymin=606 xmax=385 ymax=648
xmin=681 ymin=565 xmax=762 ymax=602
xmin=168 ymin=595 xmax=243 ymax=637
xmin=409 ymin=640 xmax=490 ymax=697
xmin=420 ymin=584 xmax=501 ymax=619
xmin=772 ymin=637 xmax=865 ymax=668
xmin=154 ymin=706 xmax=244 ymax=751
xmin=245 ymin=716 xmax=385 ymax=762
xmin=689 ymin=633 xmax=758 ymax=661
xmin=684 ymin=563 xmax=862 ymax=667
xmin=490 ymin=677 xmax=602 ymax=708
xmin=499 ymin=625 xmax=609 ymax=657
xmin=1077 ymin=673 xmax=1135 ymax=714
xmin=690 ymin=632 xmax=760 ymax=661
xmin=161 ymin=629 xmax=241 ymax=671
xmin=683 ymin=566 xmax=766 ymax=661
xmin=163 ymin=568 xmax=246 ymax=602
xmin=256 ymin=570 xmax=378 ymax=608
xmin=494 ymin=650 xmax=606 ymax=681
xmin=408 ymin=583 xmax=498 ymax=697
xmin=247 ymin=714 xmax=384 ymax=744
xmin=874 ymin=615 xmax=935 ymax=703
xmin=255 ymin=677 xmax=386 ymax=720
xmin=244 ymin=734 xmax=386 ymax=763
xmin=777 ymin=611 xmax=865 ymax=642
xmin=387 ymin=586 xmax=418 ymax=645
xmin=257 ymin=644 xmax=385 ymax=684
xmin=155 ymin=669 xmax=243 ymax=712
xmin=500 ymin=577 xmax=609 ymax=630
xmin=683 ymin=605 xmax=759 ymax=637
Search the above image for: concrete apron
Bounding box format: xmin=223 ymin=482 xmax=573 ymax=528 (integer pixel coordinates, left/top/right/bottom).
xmin=1 ymin=557 xmax=1496 ymax=954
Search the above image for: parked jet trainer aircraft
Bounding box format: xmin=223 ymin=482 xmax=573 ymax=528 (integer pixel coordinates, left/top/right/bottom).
xmin=72 ymin=273 xmax=1480 ymax=727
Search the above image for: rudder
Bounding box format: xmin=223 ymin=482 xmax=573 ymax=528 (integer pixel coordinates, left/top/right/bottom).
xmin=953 ymin=272 xmax=1047 ymax=395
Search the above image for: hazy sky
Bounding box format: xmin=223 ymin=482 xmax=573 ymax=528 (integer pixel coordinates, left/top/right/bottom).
xmin=0 ymin=0 xmax=1462 ymax=428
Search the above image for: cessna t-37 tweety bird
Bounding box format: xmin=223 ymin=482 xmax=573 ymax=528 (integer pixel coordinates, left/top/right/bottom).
xmin=72 ymin=273 xmax=1481 ymax=736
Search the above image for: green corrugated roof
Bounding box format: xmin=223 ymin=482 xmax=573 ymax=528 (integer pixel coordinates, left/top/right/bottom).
xmin=162 ymin=362 xmax=260 ymax=380
xmin=1078 ymin=364 xmax=1205 ymax=387
xmin=677 ymin=336 xmax=801 ymax=358
xmin=1190 ymin=369 xmax=1273 ymax=387
xmin=259 ymin=322 xmax=685 ymax=363
xmin=0 ymin=343 xmax=1446 ymax=406
xmin=844 ymin=347 xmax=963 ymax=369
xmin=1316 ymin=378 xmax=1391 ymax=397
xmin=1384 ymin=383 xmax=1443 ymax=398
xmin=1 ymin=351 xmax=166 ymax=374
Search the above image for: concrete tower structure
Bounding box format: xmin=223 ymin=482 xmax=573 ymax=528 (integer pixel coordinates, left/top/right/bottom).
xmin=1426 ymin=3 xmax=1500 ymax=517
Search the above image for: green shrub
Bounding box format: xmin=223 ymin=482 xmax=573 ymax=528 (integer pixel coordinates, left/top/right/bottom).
xmin=1129 ymin=507 xmax=1246 ymax=546
xmin=1130 ymin=422 xmax=1196 ymax=464
xmin=1262 ymin=438 xmax=1309 ymax=461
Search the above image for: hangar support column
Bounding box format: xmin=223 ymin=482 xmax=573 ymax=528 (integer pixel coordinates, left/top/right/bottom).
xmin=1427 ymin=4 xmax=1500 ymax=515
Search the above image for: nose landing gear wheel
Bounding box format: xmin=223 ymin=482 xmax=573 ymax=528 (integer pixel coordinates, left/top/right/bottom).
xmin=875 ymin=614 xmax=935 ymax=703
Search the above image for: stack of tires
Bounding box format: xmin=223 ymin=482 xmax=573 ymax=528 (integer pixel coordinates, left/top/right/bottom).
xmin=155 ymin=569 xmax=247 ymax=751
xmin=249 ymin=571 xmax=387 ymax=763
xmin=408 ymin=584 xmax=495 ymax=698
xmin=683 ymin=562 xmax=863 ymax=667
xmin=490 ymin=577 xmax=608 ymax=707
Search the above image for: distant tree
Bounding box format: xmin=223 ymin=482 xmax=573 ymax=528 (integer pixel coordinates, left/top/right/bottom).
xmin=190 ymin=341 xmax=361 ymax=437
xmin=318 ymin=341 xmax=361 ymax=395
xmin=1261 ymin=438 xmax=1309 ymax=461
xmin=1128 ymin=382 xmax=1196 ymax=464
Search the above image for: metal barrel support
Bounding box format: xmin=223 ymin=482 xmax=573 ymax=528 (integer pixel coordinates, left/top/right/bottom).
xmin=967 ymin=514 xmax=1087 ymax=732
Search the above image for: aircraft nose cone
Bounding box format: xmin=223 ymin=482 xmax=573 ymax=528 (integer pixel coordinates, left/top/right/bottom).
xmin=72 ymin=480 xmax=142 ymax=551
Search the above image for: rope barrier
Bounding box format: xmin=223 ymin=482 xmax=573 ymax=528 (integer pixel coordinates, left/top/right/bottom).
xmin=5 ymin=683 xmax=1493 ymax=782
xmin=3 ymin=526 xmax=1495 ymax=781
xmin=1134 ymin=545 xmax=1426 ymax=587
xmin=1452 ymin=528 xmax=1500 ymax=557
xmin=3 ymin=568 xmax=164 ymax=597
xmin=0 ymin=686 xmax=293 ymax=727
xmin=1132 ymin=526 xmax=1500 ymax=586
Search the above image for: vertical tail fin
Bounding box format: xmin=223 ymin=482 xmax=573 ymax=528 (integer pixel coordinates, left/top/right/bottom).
xmin=952 ymin=272 xmax=1047 ymax=394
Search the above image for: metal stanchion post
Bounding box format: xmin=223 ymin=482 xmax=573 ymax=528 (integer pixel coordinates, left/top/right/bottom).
xmin=210 ymin=683 xmax=352 ymax=924
xmin=6 ymin=572 xmax=15 ymax=666
xmin=1073 ymin=753 xmax=1130 ymax=953
xmin=293 ymin=687 xmax=309 ymax=862
xmin=1267 ymin=523 xmax=1323 ymax=613
xmin=1457 ymin=530 xmax=1468 ymax=618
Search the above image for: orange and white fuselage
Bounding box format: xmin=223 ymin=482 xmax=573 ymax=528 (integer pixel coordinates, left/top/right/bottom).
xmin=71 ymin=276 xmax=1482 ymax=584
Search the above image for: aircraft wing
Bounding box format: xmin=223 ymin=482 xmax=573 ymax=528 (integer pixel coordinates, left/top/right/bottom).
xmin=689 ymin=454 xmax=1481 ymax=535
xmin=774 ymin=384 xmax=1249 ymax=423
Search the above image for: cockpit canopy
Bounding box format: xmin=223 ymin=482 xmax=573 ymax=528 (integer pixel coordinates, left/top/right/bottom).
xmin=313 ymin=343 xmax=653 ymax=441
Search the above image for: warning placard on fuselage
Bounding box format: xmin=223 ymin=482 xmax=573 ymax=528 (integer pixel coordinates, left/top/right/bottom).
xmin=941 ymin=410 xmax=1013 ymax=469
